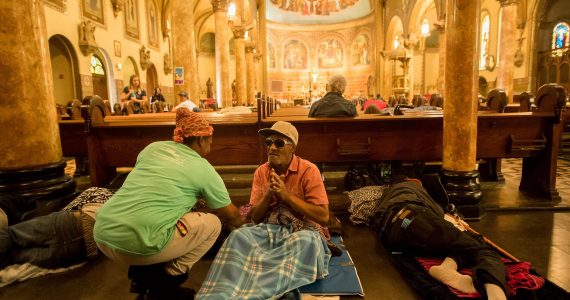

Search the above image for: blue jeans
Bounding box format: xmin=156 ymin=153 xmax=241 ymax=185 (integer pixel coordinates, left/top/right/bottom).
xmin=0 ymin=211 xmax=86 ymax=269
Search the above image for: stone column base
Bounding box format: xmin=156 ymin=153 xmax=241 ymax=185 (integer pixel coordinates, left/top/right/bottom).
xmin=439 ymin=169 xmax=485 ymax=220
xmin=0 ymin=160 xmax=77 ymax=222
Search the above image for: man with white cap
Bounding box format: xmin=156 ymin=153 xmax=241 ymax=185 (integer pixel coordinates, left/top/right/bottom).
xmin=94 ymin=107 xmax=243 ymax=299
xmin=198 ymin=121 xmax=331 ymax=299
xmin=175 ymin=91 xmax=202 ymax=112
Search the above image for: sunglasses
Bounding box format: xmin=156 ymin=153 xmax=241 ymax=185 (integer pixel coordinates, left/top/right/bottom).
xmin=264 ymin=138 xmax=293 ymax=148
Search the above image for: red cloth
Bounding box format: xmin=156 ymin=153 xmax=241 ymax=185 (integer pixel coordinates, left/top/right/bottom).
xmin=362 ymin=99 xmax=387 ymax=111
xmin=416 ymin=257 xmax=545 ymax=298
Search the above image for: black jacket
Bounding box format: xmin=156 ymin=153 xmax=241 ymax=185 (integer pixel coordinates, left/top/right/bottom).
xmin=308 ymin=92 xmax=357 ymax=117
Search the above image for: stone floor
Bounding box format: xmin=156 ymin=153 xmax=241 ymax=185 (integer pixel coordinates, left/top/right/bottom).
xmin=1 ymin=157 xmax=568 ymax=299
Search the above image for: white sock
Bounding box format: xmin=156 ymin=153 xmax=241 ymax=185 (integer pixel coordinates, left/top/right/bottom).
xmin=428 ymin=257 xmax=477 ymax=294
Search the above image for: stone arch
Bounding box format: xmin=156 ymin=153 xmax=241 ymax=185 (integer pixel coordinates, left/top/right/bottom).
xmin=48 ymin=34 xmax=82 ymax=105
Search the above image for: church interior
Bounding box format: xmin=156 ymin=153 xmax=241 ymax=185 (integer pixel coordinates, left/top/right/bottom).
xmin=1 ymin=0 xmax=570 ymax=298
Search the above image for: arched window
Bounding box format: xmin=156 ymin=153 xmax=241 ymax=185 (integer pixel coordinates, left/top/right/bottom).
xmin=479 ymin=14 xmax=490 ymax=69
xmin=552 ymin=22 xmax=569 ymax=50
xmin=90 ymin=55 xmax=105 ymax=75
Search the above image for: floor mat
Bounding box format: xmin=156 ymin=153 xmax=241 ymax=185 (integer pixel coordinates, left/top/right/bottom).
xmin=299 ymin=235 xmax=364 ymax=297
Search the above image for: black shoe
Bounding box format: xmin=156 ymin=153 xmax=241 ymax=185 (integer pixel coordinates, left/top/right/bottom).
xmin=127 ymin=264 xmax=166 ymax=295
xmin=148 ymin=272 xmax=193 ymax=300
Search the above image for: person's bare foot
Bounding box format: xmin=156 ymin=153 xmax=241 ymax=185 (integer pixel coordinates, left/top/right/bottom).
xmin=428 ymin=258 xmax=477 ymax=294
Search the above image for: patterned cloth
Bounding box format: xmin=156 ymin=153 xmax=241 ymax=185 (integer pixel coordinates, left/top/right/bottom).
xmin=416 ymin=257 xmax=545 ymax=298
xmin=173 ymin=107 xmax=213 ymax=142
xmin=197 ymin=223 xmax=331 ymax=299
xmin=62 ymin=187 xmax=115 ymax=212
xmin=346 ymin=185 xmax=388 ymax=225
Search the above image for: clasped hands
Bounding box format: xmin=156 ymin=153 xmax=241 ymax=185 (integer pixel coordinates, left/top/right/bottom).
xmin=268 ymin=169 xmax=289 ymax=203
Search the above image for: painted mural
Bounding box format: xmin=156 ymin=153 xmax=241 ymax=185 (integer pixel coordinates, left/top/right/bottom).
xmin=352 ymin=33 xmax=369 ymax=65
xmin=317 ymin=38 xmax=343 ymax=68
xmin=268 ymin=43 xmax=276 ymax=68
xmin=283 ymin=40 xmax=307 ymax=69
xmin=266 ymin=0 xmax=371 ymax=25
xmin=270 ymin=0 xmax=359 ymax=16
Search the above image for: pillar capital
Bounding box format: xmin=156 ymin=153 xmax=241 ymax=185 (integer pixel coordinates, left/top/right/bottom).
xmin=498 ymin=0 xmax=517 ymax=7
xmin=210 ymin=0 xmax=229 ymax=12
xmin=231 ymin=26 xmax=247 ymax=39
xmin=245 ymin=42 xmax=256 ymax=53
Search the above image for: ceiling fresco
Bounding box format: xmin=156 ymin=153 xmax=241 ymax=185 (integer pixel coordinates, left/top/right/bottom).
xmin=266 ymin=0 xmax=373 ymax=25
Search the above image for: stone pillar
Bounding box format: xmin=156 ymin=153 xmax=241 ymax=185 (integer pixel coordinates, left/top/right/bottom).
xmin=211 ymin=0 xmax=231 ymax=108
xmin=0 ymin=0 xmax=75 ymax=214
xmin=436 ymin=24 xmax=446 ymax=94
xmin=232 ymin=27 xmax=247 ymax=106
xmin=442 ymin=0 xmax=483 ymax=219
xmin=245 ymin=43 xmax=256 ymax=106
xmin=258 ymin=0 xmax=268 ymax=96
xmin=172 ymin=0 xmax=200 ymax=104
xmin=496 ymin=0 xmax=517 ymax=103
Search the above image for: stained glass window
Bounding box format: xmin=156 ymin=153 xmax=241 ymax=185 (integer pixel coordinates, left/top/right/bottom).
xmin=90 ymin=55 xmax=105 ymax=75
xmin=552 ymin=22 xmax=569 ymax=50
xmin=480 ymin=14 xmax=490 ymax=69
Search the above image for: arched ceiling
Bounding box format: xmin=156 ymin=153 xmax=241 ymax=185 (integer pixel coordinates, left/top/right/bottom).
xmin=266 ymin=0 xmax=374 ymax=25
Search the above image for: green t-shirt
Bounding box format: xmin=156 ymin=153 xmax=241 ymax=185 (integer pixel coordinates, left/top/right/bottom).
xmin=94 ymin=141 xmax=231 ymax=255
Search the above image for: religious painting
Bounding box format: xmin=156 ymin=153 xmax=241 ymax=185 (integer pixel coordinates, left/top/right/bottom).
xmin=147 ymin=0 xmax=159 ymax=48
xmin=125 ymin=0 xmax=140 ymax=39
xmin=317 ymin=38 xmax=343 ymax=68
xmin=352 ymin=34 xmax=370 ymax=65
xmin=114 ymin=40 xmax=121 ymax=57
xmin=200 ymin=33 xmax=215 ymax=53
xmin=81 ymin=0 xmax=104 ymax=25
xmin=283 ymin=40 xmax=307 ymax=70
xmin=44 ymin=0 xmax=67 ymax=13
xmin=268 ymin=0 xmax=359 ymax=16
xmin=267 ymin=43 xmax=276 ymax=69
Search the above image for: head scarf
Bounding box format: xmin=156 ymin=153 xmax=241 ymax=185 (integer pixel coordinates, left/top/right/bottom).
xmin=173 ymin=108 xmax=213 ymax=143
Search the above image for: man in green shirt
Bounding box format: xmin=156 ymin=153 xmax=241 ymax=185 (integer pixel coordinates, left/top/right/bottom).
xmin=94 ymin=108 xmax=243 ymax=299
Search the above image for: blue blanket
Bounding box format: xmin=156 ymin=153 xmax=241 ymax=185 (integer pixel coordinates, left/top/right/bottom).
xmin=299 ymin=235 xmax=364 ymax=296
xmin=197 ymin=223 xmax=331 ymax=299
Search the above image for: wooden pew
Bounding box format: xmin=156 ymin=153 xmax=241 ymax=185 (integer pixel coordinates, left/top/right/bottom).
xmin=259 ymin=84 xmax=565 ymax=201
xmin=81 ymin=100 xmax=262 ymax=186
xmin=72 ymin=85 xmax=565 ymax=202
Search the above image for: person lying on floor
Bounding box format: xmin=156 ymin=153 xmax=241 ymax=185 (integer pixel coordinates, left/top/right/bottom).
xmin=370 ymin=177 xmax=507 ymax=300
xmin=0 ymin=187 xmax=114 ymax=271
xmin=198 ymin=121 xmax=333 ymax=299
xmin=93 ymin=108 xmax=244 ymax=300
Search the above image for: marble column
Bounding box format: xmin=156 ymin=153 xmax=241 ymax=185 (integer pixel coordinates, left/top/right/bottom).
xmin=258 ymin=0 xmax=268 ymax=96
xmin=496 ymin=0 xmax=517 ymax=103
xmin=245 ymin=43 xmax=256 ymax=106
xmin=0 ymin=0 xmax=75 ymax=210
xmin=232 ymin=27 xmax=247 ymax=106
xmin=436 ymin=23 xmax=446 ymax=94
xmin=442 ymin=0 xmax=483 ymax=219
xmin=211 ymin=0 xmax=231 ymax=108
xmin=172 ymin=0 xmax=200 ymax=104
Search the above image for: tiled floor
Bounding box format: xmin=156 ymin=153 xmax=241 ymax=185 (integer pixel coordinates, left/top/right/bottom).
xmin=1 ymin=158 xmax=568 ymax=299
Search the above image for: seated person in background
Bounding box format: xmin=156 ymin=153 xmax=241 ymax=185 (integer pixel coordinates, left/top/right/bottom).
xmin=120 ymin=75 xmax=149 ymax=114
xmin=308 ymin=75 xmax=357 ymax=117
xmin=371 ymin=178 xmax=507 ymax=300
xmin=175 ymin=91 xmax=202 ymax=112
xmin=364 ymin=104 xmax=381 ymax=114
xmin=198 ymin=121 xmax=332 ymax=299
xmin=362 ymin=96 xmax=387 ymax=112
xmin=151 ymin=87 xmax=165 ymax=105
xmin=94 ymin=108 xmax=243 ymax=300
xmin=0 ymin=187 xmax=114 ymax=270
